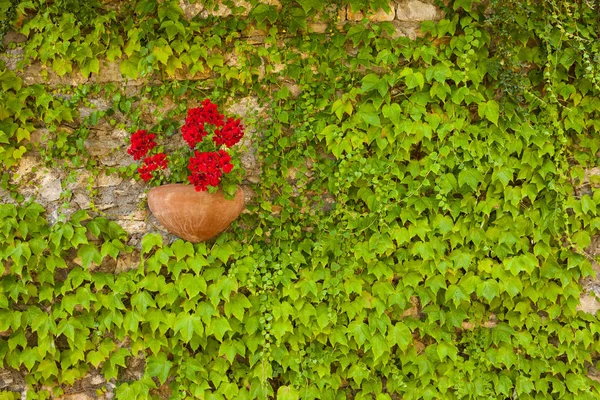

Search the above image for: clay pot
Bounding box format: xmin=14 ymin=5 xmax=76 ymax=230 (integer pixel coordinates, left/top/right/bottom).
xmin=147 ymin=184 xmax=245 ymax=242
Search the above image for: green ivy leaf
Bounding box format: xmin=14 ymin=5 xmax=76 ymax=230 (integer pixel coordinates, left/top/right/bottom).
xmin=478 ymin=100 xmax=500 ymax=126
xmin=120 ymin=57 xmax=141 ymax=79
xmin=145 ymin=353 xmax=172 ymax=385
xmin=152 ymin=45 xmax=173 ymax=65
xmin=388 ymin=322 xmax=412 ymax=351
xmin=458 ymin=168 xmax=483 ymax=191
xmin=382 ymin=103 xmax=401 ymax=126
xmin=348 ymin=362 xmax=370 ymax=386
xmin=174 ymin=313 xmax=203 ymax=342
xmin=477 ymin=280 xmax=500 ymax=302
xmin=77 ymin=244 xmax=102 ymax=268
xmin=362 ymin=73 xmax=388 ymax=96
xmin=142 ymin=233 xmax=163 ymax=254
xmin=296 ymin=0 xmax=322 ymax=13
xmin=277 ymin=386 xmax=299 ymax=400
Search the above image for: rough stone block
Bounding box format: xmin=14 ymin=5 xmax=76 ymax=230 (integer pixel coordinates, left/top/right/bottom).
xmin=391 ymin=21 xmax=421 ymax=39
xmin=346 ymin=8 xmax=365 ymax=21
xmin=369 ymin=6 xmax=396 ymax=22
xmin=309 ymin=22 xmax=329 ymax=34
xmin=396 ymin=0 xmax=441 ymax=21
xmin=39 ymin=172 xmax=63 ymax=202
xmin=179 ymin=0 xmax=204 ymax=19
xmin=347 ymin=6 xmax=395 ymax=22
xmin=577 ymin=294 xmax=600 ymax=315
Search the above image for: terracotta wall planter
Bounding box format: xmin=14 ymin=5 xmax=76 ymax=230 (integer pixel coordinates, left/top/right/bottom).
xmin=147 ymin=184 xmax=245 ymax=242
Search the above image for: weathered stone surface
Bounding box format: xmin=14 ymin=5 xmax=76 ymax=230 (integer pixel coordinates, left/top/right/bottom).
xmin=58 ymin=392 xmax=95 ymax=400
xmin=396 ymin=0 xmax=441 ymax=21
xmin=482 ymin=314 xmax=498 ymax=328
xmin=73 ymin=192 xmax=91 ymax=209
xmin=371 ymin=6 xmax=396 ymax=21
xmin=202 ymin=2 xmax=232 ymax=18
xmin=309 ymin=22 xmax=329 ymax=33
xmin=0 ymin=47 xmax=24 ymax=70
xmin=240 ymin=184 xmax=255 ymax=204
xmin=10 ymin=58 xmax=142 ymax=87
xmin=2 ymin=31 xmax=27 ymax=46
xmin=84 ymin=128 xmax=131 ymax=166
xmin=179 ymin=0 xmax=204 ymax=19
xmin=578 ymin=167 xmax=600 ymax=197
xmin=346 ymin=8 xmax=365 ymax=21
xmin=148 ymin=184 xmax=245 ymax=242
xmin=116 ymin=251 xmax=141 ymax=273
xmin=179 ymin=0 xmax=251 ymax=19
xmin=283 ymin=82 xmax=302 ymax=98
xmin=89 ymin=374 xmax=105 ymax=386
xmin=0 ymin=368 xmax=26 ymax=393
xmin=585 ymin=167 xmax=600 ymax=184
xmin=78 ymin=98 xmax=111 ymax=119
xmin=30 ymin=128 xmax=49 ymax=145
xmin=39 ymin=171 xmax=63 ymax=202
xmin=589 ymin=366 xmax=600 ymax=383
xmin=232 ymin=0 xmax=252 ymax=15
xmin=89 ymin=60 xmax=131 ymax=84
xmin=401 ymin=295 xmax=421 ymax=318
xmin=577 ymin=294 xmax=600 ymax=315
xmin=117 ymin=211 xmax=148 ymax=236
xmin=391 ymin=21 xmax=421 ymax=39
xmin=14 ymin=155 xmax=39 ymax=182
xmin=96 ymin=173 xmax=123 ymax=188
xmin=227 ymin=97 xmax=264 ymax=185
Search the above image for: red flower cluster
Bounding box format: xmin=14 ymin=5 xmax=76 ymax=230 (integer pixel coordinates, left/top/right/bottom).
xmin=182 ymin=110 xmax=207 ymax=148
xmin=187 ymin=150 xmax=233 ymax=191
xmin=181 ymin=99 xmax=226 ymax=148
xmin=198 ymin=98 xmax=225 ymax=126
xmin=129 ymin=99 xmax=243 ymax=191
xmin=138 ymin=153 xmax=168 ymax=182
xmin=214 ymin=118 xmax=244 ymax=148
xmin=127 ymin=130 xmax=156 ymax=160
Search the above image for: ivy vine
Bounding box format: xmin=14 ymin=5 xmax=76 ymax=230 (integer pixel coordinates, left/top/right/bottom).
xmin=1 ymin=0 xmax=600 ymax=399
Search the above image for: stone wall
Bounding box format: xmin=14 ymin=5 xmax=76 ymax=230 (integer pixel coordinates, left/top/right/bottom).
xmin=3 ymin=0 xmax=600 ymax=397
xmin=0 ymin=0 xmax=444 ymax=246
xmin=0 ymin=2 xmax=444 ymax=397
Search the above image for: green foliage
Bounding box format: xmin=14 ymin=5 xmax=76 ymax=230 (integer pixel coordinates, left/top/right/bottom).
xmin=1 ymin=0 xmax=600 ymax=398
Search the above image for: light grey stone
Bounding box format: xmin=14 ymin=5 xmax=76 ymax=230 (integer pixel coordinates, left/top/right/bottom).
xmin=226 ymin=97 xmax=263 ymax=185
xmin=0 ymin=47 xmax=24 ymax=71
xmin=391 ymin=21 xmax=421 ymax=39
xmin=201 ymin=2 xmax=232 ymax=17
xmin=13 ymin=155 xmax=38 ymax=182
xmin=96 ymin=173 xmax=123 ymax=188
xmin=577 ymin=294 xmax=600 ymax=315
xmin=179 ymin=0 xmax=204 ymax=19
xmin=78 ymin=98 xmax=111 ymax=119
xmin=309 ymin=23 xmax=329 ymax=33
xmin=396 ymin=0 xmax=441 ymax=21
xmin=39 ymin=172 xmax=63 ymax=202
xmin=74 ymin=193 xmax=91 ymax=209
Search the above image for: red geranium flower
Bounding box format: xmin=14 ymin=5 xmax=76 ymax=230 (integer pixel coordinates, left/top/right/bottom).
xmin=128 ymin=99 xmax=241 ymax=189
xmin=187 ymin=150 xmax=234 ymax=191
xmin=137 ymin=153 xmax=168 ymax=182
xmin=182 ymin=120 xmax=207 ymax=148
xmin=198 ymin=99 xmax=225 ymax=127
xmin=128 ymin=130 xmax=156 ymax=160
xmin=214 ymin=118 xmax=244 ymax=148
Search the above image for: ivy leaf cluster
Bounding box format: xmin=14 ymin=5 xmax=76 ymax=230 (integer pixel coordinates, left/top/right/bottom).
xmin=1 ymin=0 xmax=600 ymax=398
